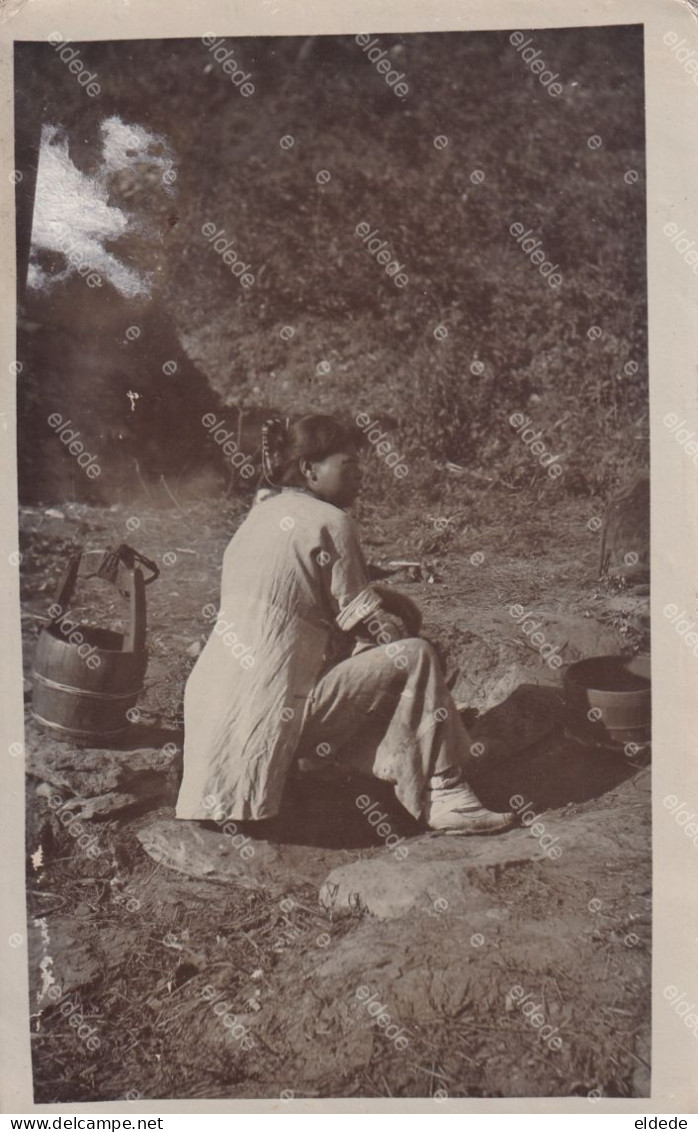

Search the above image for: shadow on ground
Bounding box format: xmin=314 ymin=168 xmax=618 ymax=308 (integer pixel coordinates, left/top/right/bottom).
xmin=465 ymin=684 xmax=643 ymax=813
xmin=242 ymin=684 xmax=643 ymax=850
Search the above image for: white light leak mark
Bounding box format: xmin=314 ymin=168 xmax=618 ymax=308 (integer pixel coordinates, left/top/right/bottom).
xmin=37 ymin=955 xmax=56 ymax=1009
xmin=28 ymin=117 xmax=175 ymax=299
xmin=35 ymin=917 xmax=56 ymax=1006
xmin=31 ymin=845 xmax=44 ymax=871
xmin=100 ymin=117 xmax=175 ymax=189
xmin=34 ymin=916 xmax=50 ymax=948
xmin=127 ymin=390 xmax=140 ymax=411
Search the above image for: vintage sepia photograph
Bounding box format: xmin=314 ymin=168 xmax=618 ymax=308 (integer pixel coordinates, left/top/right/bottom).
xmin=12 ymin=22 xmax=655 ymax=1104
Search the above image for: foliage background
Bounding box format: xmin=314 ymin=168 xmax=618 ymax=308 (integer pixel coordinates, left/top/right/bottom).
xmin=15 ymin=26 xmax=647 ymax=503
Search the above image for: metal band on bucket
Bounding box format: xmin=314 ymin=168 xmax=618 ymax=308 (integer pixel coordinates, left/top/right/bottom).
xmin=30 ymin=712 xmax=131 ymax=739
xmin=32 ymin=669 xmax=143 ymax=701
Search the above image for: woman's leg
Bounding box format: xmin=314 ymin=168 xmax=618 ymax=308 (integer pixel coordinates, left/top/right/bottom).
xmin=299 ymin=638 xmax=513 ymax=832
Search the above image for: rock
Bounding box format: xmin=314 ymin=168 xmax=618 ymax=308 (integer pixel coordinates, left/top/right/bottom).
xmin=320 ymin=808 xmax=644 ymax=920
xmin=26 ymin=730 xmax=181 ymax=811
xmin=136 ymin=819 xmax=291 ymax=895
xmin=320 ymin=829 xmax=542 ymax=919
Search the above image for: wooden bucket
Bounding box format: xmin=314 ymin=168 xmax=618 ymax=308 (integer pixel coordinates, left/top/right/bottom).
xmin=32 ymin=549 xmax=155 ymax=744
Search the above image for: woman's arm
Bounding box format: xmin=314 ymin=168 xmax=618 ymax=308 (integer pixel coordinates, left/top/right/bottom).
xmin=325 ymin=515 xmax=422 ymax=639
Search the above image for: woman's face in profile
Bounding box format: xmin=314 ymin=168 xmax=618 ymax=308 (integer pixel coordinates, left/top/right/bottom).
xmin=302 ymin=447 xmax=362 ymax=509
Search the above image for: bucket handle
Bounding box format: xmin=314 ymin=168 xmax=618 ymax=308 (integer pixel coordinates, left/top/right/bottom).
xmin=124 ymin=567 xmax=146 ymax=653
xmin=50 ymin=547 xmax=152 ymax=654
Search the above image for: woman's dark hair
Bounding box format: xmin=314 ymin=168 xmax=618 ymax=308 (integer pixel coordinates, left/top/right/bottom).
xmin=262 ymin=414 xmax=362 ymax=487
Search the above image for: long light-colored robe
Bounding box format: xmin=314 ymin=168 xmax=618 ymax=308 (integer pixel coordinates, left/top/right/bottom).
xmin=176 ymin=489 xmax=382 ymax=821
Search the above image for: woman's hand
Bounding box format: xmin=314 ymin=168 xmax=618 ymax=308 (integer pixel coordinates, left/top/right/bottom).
xmin=373 ymin=584 xmax=423 ymax=637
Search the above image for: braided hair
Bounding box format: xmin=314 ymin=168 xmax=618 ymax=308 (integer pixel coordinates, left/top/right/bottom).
xmin=261 ymin=414 xmax=362 ymax=488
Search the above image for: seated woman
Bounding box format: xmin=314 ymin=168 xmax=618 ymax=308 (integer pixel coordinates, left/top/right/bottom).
xmin=176 ymin=414 xmax=514 ymax=835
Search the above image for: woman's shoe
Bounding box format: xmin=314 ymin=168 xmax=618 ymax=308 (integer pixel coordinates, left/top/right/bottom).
xmin=424 ymin=779 xmax=515 ymax=834
xmin=427 ymin=806 xmax=516 ymax=835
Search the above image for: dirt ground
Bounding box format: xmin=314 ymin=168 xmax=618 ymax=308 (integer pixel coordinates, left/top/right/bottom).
xmin=20 ymin=488 xmax=651 ymax=1101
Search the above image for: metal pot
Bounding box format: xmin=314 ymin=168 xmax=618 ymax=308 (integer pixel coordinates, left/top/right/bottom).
xmin=563 ymin=654 xmax=651 ymax=750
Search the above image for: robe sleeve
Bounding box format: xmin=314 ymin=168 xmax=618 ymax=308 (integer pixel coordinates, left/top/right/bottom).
xmin=327 ymin=516 xmax=383 ymax=632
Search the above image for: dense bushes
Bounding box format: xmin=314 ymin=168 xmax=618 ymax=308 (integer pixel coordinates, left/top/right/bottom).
xmin=170 ymin=26 xmax=647 ymax=496
xmin=16 ymin=26 xmax=647 ymax=501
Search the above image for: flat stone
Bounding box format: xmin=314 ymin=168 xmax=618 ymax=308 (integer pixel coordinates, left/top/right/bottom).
xmin=320 ymin=829 xmax=543 ymax=919
xmin=320 ymin=808 xmax=645 ymax=920
xmin=136 ymin=818 xmax=292 ymax=895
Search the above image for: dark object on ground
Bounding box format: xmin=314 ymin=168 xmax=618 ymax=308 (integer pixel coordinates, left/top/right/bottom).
xmin=564 ymin=654 xmax=651 ymax=750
